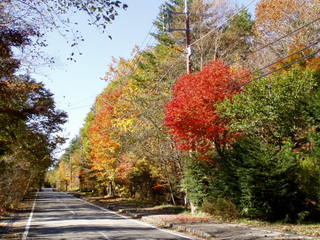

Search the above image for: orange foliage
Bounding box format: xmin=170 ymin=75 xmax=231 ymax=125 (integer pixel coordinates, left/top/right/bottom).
xmin=255 ymin=0 xmax=319 ymax=44
xmin=270 ymin=43 xmax=320 ymax=72
xmin=116 ymin=156 xmax=135 ymax=185
xmin=88 ymin=90 xmax=122 ymax=181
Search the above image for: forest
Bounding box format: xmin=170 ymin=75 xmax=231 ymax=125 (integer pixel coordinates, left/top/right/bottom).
xmin=1 ymin=0 xmax=320 ymax=224
xmin=0 ymin=0 xmax=126 ymax=212
xmin=49 ymin=0 xmax=320 ymax=223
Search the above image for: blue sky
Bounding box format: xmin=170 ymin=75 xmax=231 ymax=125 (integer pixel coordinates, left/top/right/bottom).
xmin=32 ymin=0 xmax=257 ymax=157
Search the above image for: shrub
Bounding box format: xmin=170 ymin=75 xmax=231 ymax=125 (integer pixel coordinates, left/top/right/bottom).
xmin=202 ymin=198 xmax=239 ymax=220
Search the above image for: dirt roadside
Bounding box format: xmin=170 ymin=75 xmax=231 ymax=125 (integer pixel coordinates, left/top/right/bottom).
xmin=0 ymin=193 xmax=36 ymax=240
xmin=72 ymin=193 xmax=320 ymax=240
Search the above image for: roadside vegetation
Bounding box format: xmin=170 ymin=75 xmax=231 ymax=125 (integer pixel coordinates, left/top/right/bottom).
xmin=48 ymin=0 xmax=320 ymax=228
xmin=0 ymin=0 xmax=127 ymax=212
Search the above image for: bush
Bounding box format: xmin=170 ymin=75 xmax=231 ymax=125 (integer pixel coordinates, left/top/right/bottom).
xmin=202 ymin=198 xmax=239 ymax=220
xmin=184 ymin=137 xmax=320 ymax=223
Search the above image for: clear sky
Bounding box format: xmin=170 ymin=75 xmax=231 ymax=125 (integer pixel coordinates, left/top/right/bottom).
xmin=32 ymin=0 xmax=257 ymax=157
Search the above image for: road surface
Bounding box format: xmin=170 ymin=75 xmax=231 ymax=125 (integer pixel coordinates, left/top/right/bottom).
xmin=22 ymin=188 xmax=195 ymax=240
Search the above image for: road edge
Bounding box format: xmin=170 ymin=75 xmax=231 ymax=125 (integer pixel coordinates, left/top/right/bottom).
xmin=21 ymin=190 xmax=38 ymax=240
xmin=61 ymin=191 xmax=198 ymax=240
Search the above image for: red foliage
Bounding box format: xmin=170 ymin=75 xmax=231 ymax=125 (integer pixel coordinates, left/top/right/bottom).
xmin=164 ymin=60 xmax=248 ymax=153
xmin=116 ymin=160 xmax=134 ymax=184
xmin=152 ymin=183 xmax=167 ymax=194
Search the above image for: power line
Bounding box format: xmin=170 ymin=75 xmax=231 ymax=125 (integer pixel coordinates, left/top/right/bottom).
xmin=126 ymin=0 xmax=262 ymax=84
xmin=247 ymin=18 xmax=320 ymax=58
xmin=235 ymin=39 xmax=319 ymax=83
xmin=156 ymin=30 xmax=319 ymax=91
xmin=66 ymin=94 xmax=98 ymax=108
xmin=125 ymin=0 xmax=170 ymax=75
xmin=190 ymin=0 xmax=258 ymax=47
xmin=146 ymin=11 xmax=320 ymax=93
xmin=104 ymin=24 xmax=157 ymax=84
xmin=229 ymin=17 xmax=320 ymax=66
xmin=190 ymin=6 xmax=319 ymax=69
xmin=233 ymin=48 xmax=320 ymax=91
xmin=127 ymin=24 xmax=157 ymax=73
xmin=227 ymin=40 xmax=320 ymax=92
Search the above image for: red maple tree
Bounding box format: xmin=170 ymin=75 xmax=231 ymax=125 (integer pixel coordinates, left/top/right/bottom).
xmin=164 ymin=60 xmax=248 ymax=154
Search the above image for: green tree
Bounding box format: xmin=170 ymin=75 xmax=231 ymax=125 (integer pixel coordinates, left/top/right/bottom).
xmin=215 ymin=67 xmax=320 ymax=222
xmin=0 ymin=24 xmax=66 ymax=209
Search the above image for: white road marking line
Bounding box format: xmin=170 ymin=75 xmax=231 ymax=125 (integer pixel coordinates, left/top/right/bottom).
xmin=60 ymin=192 xmax=195 ymax=239
xmin=22 ymin=191 xmax=38 ymax=240
xmin=99 ymin=231 xmax=112 ymax=240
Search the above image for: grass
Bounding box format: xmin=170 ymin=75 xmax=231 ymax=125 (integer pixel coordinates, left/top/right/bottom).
xmin=144 ymin=204 xmax=186 ymax=212
xmin=182 ymin=209 xmax=320 ymax=237
xmin=236 ymin=218 xmax=320 ymax=237
xmin=151 ymin=214 xmax=212 ymax=224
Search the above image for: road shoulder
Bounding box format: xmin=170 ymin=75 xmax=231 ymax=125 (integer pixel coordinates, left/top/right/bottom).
xmin=0 ymin=193 xmax=36 ymax=240
xmin=72 ymin=193 xmax=320 ymax=240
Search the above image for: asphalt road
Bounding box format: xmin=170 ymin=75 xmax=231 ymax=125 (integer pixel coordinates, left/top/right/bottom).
xmin=22 ymin=188 xmax=195 ymax=240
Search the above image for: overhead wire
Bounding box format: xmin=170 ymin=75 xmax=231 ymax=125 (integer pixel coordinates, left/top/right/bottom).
xmin=153 ymin=21 xmax=320 ymax=88
xmin=68 ymin=104 xmax=93 ymax=110
xmin=190 ymin=0 xmax=258 ymax=47
xmin=129 ymin=0 xmax=320 ymax=89
xmin=102 ymin=0 xmax=261 ymax=87
xmin=232 ymin=47 xmax=320 ymax=91
xmin=244 ymin=17 xmax=320 ymax=58
xmin=237 ymin=39 xmax=319 ymax=82
xmin=137 ymin=0 xmax=259 ymax=85
xmin=68 ymin=0 xmax=319 ymax=111
xmin=226 ymin=39 xmax=320 ymax=92
xmin=110 ymin=0 xmax=170 ymax=81
xmin=228 ymin=17 xmax=320 ymax=66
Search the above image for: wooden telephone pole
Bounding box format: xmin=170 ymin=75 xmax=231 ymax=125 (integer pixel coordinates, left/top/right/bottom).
xmin=164 ymin=0 xmax=192 ymax=74
xmin=184 ymin=0 xmax=192 ymax=74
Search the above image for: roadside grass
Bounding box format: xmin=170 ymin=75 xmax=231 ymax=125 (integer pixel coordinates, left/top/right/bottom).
xmin=236 ymin=218 xmax=320 ymax=237
xmin=143 ymin=204 xmax=186 ymax=213
xmin=152 ymin=213 xmax=212 ymax=224
xmin=104 ymin=197 xmax=154 ymax=206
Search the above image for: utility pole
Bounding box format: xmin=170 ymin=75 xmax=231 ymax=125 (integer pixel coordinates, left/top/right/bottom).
xmin=164 ymin=0 xmax=192 ymax=74
xmin=184 ymin=0 xmax=192 ymax=74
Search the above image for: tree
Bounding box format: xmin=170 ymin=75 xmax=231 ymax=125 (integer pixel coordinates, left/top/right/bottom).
xmin=57 ymin=0 xmax=255 ymax=206
xmin=0 ymin=22 xmax=66 ymax=209
xmin=88 ymin=90 xmax=121 ymax=195
xmin=0 ymin=0 xmax=128 ymax=67
xmin=216 ymin=66 xmax=320 ymax=222
xmin=253 ymin=0 xmax=319 ymax=67
xmin=0 ymin=77 xmax=67 ymax=208
xmin=164 ymin=60 xmax=248 ymax=154
xmin=1 ymin=0 xmax=128 ymax=39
